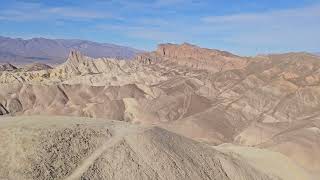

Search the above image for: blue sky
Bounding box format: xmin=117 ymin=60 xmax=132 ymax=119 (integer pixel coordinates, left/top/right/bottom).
xmin=0 ymin=0 xmax=319 ymax=55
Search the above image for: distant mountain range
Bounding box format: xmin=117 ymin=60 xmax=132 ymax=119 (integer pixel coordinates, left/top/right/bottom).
xmin=0 ymin=36 xmax=142 ymax=64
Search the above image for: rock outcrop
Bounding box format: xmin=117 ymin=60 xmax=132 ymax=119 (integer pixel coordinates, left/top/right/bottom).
xmin=0 ymin=63 xmax=17 ymax=71
xmin=23 ymin=63 xmax=52 ymax=71
xmin=136 ymin=43 xmax=248 ymax=72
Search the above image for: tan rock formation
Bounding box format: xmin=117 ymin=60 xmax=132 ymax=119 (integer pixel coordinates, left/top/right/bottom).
xmin=23 ymin=63 xmax=52 ymax=71
xmin=1 ymin=44 xmax=320 ymax=179
xmin=137 ymin=43 xmax=248 ymax=72
xmin=0 ymin=63 xmax=17 ymax=71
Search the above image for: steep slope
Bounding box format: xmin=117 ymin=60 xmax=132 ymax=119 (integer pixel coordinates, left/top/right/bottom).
xmin=0 ymin=116 xmax=309 ymax=180
xmin=0 ymin=63 xmax=17 ymax=71
xmin=0 ymin=36 xmax=141 ymax=64
xmin=136 ymin=43 xmax=248 ymax=72
xmin=0 ymin=83 xmax=146 ymax=120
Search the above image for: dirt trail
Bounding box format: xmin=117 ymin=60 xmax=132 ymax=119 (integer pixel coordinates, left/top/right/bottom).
xmin=65 ymin=125 xmax=141 ymax=180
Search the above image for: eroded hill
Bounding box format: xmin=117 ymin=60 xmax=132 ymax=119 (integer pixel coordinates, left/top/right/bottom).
xmin=1 ymin=43 xmax=320 ymax=179
xmin=0 ymin=116 xmax=311 ymax=180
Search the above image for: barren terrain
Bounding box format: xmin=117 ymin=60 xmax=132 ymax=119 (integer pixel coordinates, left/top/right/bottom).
xmin=0 ymin=43 xmax=319 ymax=179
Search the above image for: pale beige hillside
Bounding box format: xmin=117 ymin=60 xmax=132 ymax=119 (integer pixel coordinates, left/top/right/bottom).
xmin=0 ymin=116 xmax=289 ymax=180
xmin=1 ymin=43 xmax=320 ymax=178
xmin=215 ymin=144 xmax=313 ymax=180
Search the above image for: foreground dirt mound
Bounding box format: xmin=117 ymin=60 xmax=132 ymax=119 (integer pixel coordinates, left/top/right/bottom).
xmin=0 ymin=116 xmax=307 ymax=180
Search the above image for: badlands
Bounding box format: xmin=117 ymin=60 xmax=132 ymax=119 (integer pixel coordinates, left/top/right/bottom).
xmin=0 ymin=43 xmax=319 ymax=179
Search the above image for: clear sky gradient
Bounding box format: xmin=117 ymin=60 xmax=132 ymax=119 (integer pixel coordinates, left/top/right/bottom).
xmin=0 ymin=0 xmax=319 ymax=55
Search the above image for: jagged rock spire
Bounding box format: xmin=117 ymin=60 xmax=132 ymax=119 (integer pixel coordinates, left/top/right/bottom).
xmin=0 ymin=63 xmax=17 ymax=71
xmin=67 ymin=50 xmax=86 ymax=64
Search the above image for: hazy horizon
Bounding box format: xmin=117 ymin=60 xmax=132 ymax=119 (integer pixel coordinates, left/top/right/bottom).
xmin=0 ymin=0 xmax=319 ymax=55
